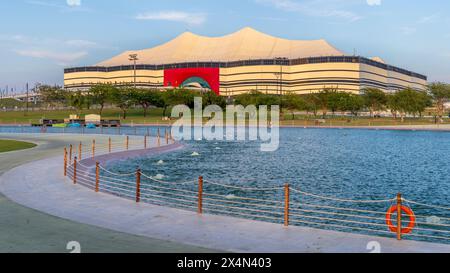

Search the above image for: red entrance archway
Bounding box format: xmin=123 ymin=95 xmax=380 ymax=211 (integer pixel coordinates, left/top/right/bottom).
xmin=164 ymin=67 xmax=220 ymax=95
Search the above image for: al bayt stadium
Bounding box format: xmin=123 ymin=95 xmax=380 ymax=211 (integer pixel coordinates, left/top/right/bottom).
xmin=64 ymin=27 xmax=427 ymax=96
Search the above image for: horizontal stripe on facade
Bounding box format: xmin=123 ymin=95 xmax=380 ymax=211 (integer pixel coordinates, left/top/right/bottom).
xmin=220 ymin=69 xmax=425 ymax=87
xmin=219 ymin=77 xmax=425 ymax=90
xmin=64 ymin=75 xmax=164 ymax=81
xmin=65 ymin=78 xmax=425 ymax=92
xmin=64 ymin=56 xmax=427 ymax=80
xmin=220 ymin=81 xmax=423 ymax=92
xmin=64 ymin=68 xmax=426 ymax=88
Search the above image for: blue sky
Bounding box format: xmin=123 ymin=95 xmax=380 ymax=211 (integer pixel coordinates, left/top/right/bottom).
xmin=1 ymin=0 xmax=449 ymax=93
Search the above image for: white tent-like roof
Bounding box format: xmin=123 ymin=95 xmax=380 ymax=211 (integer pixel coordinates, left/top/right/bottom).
xmin=97 ymin=27 xmax=344 ymax=66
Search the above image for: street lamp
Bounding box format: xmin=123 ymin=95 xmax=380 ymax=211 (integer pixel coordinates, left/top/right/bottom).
xmin=129 ymin=54 xmax=139 ymax=88
xmin=273 ymin=57 xmax=288 ymax=106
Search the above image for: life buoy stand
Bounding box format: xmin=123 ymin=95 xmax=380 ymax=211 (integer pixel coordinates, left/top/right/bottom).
xmin=386 ymin=205 xmax=416 ymax=234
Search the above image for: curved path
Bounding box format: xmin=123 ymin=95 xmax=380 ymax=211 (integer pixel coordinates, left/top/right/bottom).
xmin=1 ymin=134 xmax=450 ymax=253
xmin=0 ymin=133 xmax=216 ymax=253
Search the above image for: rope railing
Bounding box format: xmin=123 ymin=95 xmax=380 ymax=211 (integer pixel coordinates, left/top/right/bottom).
xmin=62 ymin=136 xmax=450 ymax=245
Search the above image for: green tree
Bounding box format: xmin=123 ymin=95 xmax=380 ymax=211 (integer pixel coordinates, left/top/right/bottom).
xmin=391 ymin=88 xmax=432 ymax=121
xmin=89 ymin=83 xmax=117 ymax=115
xmin=303 ymin=93 xmax=320 ymax=117
xmin=316 ymin=88 xmax=337 ymax=118
xmin=362 ymin=88 xmax=387 ymax=118
xmin=234 ymin=91 xmax=261 ymax=107
xmin=160 ymin=88 xmax=200 ymax=117
xmin=37 ymin=84 xmax=67 ymax=108
xmin=428 ymin=82 xmax=450 ymax=123
xmin=387 ymin=93 xmax=401 ymax=119
xmin=326 ymin=90 xmax=342 ymax=116
xmin=284 ymin=92 xmax=306 ymax=120
xmin=67 ymin=90 xmax=85 ymax=114
xmin=109 ymin=86 xmax=135 ymax=119
xmin=416 ymin=91 xmax=433 ymax=117
xmin=257 ymin=93 xmax=280 ymax=108
xmin=132 ymin=88 xmax=164 ymax=117
xmin=202 ymin=91 xmax=227 ymax=108
xmin=339 ymin=93 xmax=365 ymax=116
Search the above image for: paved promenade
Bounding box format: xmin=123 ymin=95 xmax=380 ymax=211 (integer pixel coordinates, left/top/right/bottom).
xmin=1 ymin=134 xmax=449 ymax=253
xmin=0 ymin=134 xmax=215 ymax=253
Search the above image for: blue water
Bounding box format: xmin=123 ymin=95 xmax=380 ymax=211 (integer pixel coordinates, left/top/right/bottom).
xmin=2 ymin=126 xmax=450 ymax=242
xmin=105 ymin=127 xmax=450 ymax=243
xmin=109 ymin=128 xmax=450 ymax=203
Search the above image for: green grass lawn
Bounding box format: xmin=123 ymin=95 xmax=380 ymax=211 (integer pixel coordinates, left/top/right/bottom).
xmin=0 ymin=108 xmax=170 ymax=125
xmin=281 ymin=115 xmax=450 ymax=127
xmin=0 ymin=139 xmax=37 ymax=153
xmin=0 ymin=107 xmax=448 ymax=126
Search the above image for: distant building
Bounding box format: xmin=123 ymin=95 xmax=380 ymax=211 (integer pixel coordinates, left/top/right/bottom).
xmin=64 ymin=27 xmax=427 ymax=95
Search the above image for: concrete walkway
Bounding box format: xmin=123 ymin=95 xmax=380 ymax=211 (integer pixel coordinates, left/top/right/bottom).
xmin=0 ymin=133 xmax=216 ymax=253
xmin=1 ymin=137 xmax=449 ymax=253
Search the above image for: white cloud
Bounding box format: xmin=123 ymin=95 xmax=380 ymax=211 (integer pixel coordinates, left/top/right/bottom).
xmin=65 ymin=39 xmax=98 ymax=48
xmin=136 ymin=11 xmax=207 ymax=25
xmin=255 ymin=0 xmax=362 ymax=22
xmin=418 ymin=14 xmax=439 ymax=24
xmin=398 ymin=13 xmax=439 ymax=36
xmin=28 ymin=0 xmax=88 ymax=12
xmin=366 ymin=0 xmax=381 ymax=6
xmin=27 ymin=0 xmax=60 ymax=8
xmin=400 ymin=26 xmax=416 ymax=35
xmin=67 ymin=0 xmax=81 ymax=7
xmin=14 ymin=50 xmax=88 ymax=65
xmin=0 ymin=34 xmax=106 ymax=65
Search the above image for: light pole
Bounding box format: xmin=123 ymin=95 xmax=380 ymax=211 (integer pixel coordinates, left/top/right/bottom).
xmin=274 ymin=57 xmax=288 ymax=107
xmin=129 ymin=54 xmax=139 ymax=88
xmin=25 ymin=83 xmax=29 ymax=116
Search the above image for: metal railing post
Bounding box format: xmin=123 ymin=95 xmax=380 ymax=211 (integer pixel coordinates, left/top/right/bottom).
xmin=165 ymin=128 xmax=169 ymax=144
xmin=157 ymin=128 xmax=161 ymax=147
xmin=109 ymin=137 xmax=112 ymax=153
xmin=136 ymin=169 xmax=141 ymax=203
xmin=284 ymin=183 xmax=290 ymax=227
xmin=95 ymin=162 xmax=100 ymax=193
xmin=126 ymin=136 xmax=129 ymax=150
xmin=198 ymin=176 xmax=203 ymax=214
xmin=397 ymin=193 xmax=402 ymax=240
xmin=64 ymin=147 xmax=68 ymax=177
xmin=73 ymin=156 xmax=77 ymax=185
xmin=92 ymin=139 xmax=96 ymax=158
xmin=69 ymin=144 xmax=73 ymax=165
xmin=144 ymin=135 xmax=147 ymax=149
xmin=79 ymin=142 xmax=82 ymax=160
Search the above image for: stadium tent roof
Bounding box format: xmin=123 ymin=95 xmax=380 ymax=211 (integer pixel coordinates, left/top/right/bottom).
xmin=97 ymin=27 xmax=345 ymax=66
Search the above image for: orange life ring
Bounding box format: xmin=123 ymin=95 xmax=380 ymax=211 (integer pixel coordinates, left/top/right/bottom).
xmin=386 ymin=205 xmax=416 ymax=234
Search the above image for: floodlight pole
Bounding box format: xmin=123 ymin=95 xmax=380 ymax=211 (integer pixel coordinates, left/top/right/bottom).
xmin=26 ymin=83 xmax=29 ymax=112
xmin=129 ymin=54 xmax=139 ymax=88
xmin=274 ymin=57 xmax=288 ymax=108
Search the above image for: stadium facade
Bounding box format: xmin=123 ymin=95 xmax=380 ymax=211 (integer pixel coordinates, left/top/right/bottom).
xmin=64 ymin=27 xmax=427 ymax=95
